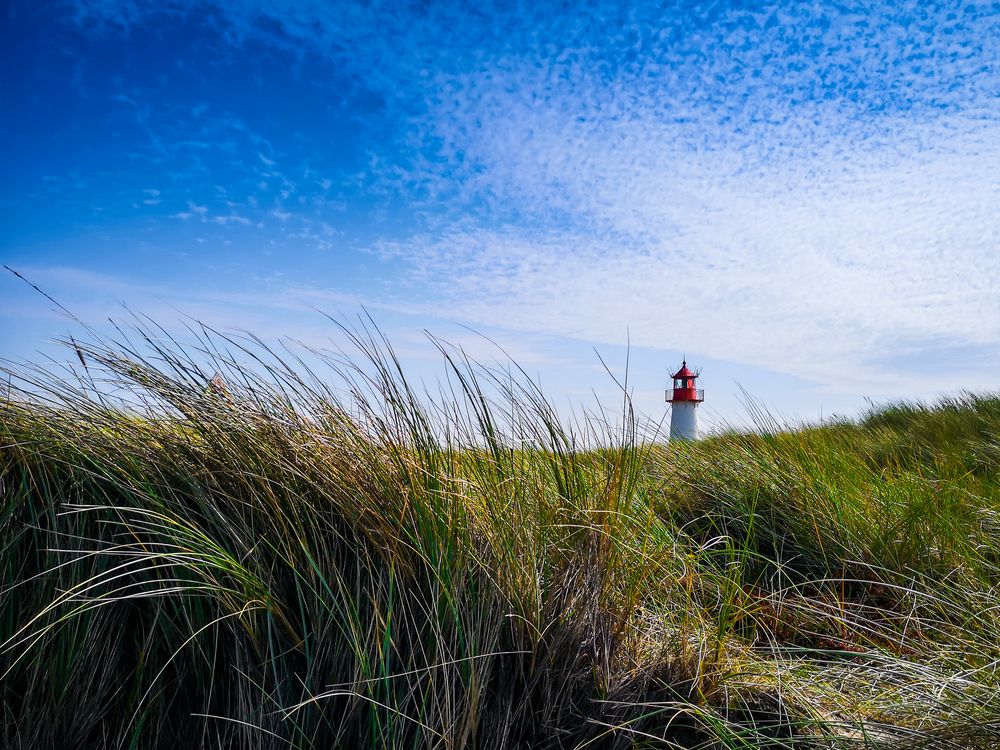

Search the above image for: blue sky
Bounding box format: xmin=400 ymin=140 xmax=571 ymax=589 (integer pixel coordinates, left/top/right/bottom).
xmin=2 ymin=0 xmax=998 ymax=429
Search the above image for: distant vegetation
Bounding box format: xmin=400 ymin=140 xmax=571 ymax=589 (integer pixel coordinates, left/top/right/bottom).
xmin=3 ymin=322 xmax=1000 ymax=748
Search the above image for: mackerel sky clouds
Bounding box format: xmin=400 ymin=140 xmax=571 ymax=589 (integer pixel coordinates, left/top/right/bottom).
xmin=2 ymin=1 xmax=998 ymax=426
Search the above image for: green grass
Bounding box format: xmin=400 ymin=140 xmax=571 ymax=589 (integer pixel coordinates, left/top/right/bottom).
xmin=2 ymin=320 xmax=1000 ymax=748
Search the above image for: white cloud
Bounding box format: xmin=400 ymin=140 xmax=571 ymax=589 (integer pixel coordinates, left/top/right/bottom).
xmin=211 ymin=214 xmax=252 ymax=226
xmin=375 ymin=106 xmax=1000 ymax=394
xmin=58 ymin=0 xmax=1000 ymax=398
xmin=357 ymin=2 xmax=1000 ymax=396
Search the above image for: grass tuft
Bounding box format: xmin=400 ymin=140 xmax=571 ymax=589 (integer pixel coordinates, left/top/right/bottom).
xmin=2 ymin=320 xmax=1000 ymax=748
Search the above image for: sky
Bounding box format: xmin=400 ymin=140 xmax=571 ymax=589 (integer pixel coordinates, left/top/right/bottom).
xmin=1 ymin=0 xmax=998 ymax=431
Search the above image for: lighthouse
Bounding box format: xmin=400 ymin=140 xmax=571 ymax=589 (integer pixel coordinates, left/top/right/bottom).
xmin=666 ymin=360 xmax=704 ymax=441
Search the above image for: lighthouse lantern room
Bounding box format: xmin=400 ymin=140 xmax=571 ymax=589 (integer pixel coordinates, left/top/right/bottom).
xmin=666 ymin=360 xmax=704 ymax=441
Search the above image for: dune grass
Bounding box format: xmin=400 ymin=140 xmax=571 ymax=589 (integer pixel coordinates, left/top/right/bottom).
xmin=2 ymin=320 xmax=1000 ymax=748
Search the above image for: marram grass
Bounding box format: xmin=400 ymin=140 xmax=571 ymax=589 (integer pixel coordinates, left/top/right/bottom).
xmin=2 ymin=321 xmax=1000 ymax=749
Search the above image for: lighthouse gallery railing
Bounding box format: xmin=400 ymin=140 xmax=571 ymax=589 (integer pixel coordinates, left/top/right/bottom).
xmin=665 ymin=389 xmax=704 ymax=402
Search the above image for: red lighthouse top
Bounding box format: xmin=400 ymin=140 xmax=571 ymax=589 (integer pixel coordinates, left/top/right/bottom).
xmin=667 ymin=360 xmax=704 ymax=403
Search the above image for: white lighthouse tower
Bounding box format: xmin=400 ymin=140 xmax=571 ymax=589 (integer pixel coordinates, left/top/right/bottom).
xmin=666 ymin=360 xmax=704 ymax=441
